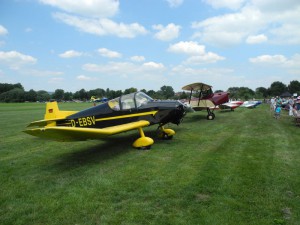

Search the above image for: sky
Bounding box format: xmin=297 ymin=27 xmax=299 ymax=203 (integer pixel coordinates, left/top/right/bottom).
xmin=0 ymin=0 xmax=299 ymax=93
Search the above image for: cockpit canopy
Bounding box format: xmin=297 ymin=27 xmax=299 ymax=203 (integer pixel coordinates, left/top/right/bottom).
xmin=108 ymin=92 xmax=153 ymax=111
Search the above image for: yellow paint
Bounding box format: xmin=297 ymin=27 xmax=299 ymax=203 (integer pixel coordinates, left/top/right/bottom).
xmin=44 ymin=101 xmax=77 ymax=120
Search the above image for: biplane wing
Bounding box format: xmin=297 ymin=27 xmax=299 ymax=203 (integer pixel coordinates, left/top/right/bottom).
xmin=182 ymin=82 xmax=212 ymax=92
xmin=24 ymin=120 xmax=150 ymax=142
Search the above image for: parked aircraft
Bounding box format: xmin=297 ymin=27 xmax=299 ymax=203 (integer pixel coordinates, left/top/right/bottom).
xmin=182 ymin=82 xmax=229 ymax=120
xmin=240 ymin=100 xmax=262 ymax=108
xmin=219 ymin=100 xmax=244 ymax=111
xmin=24 ymin=92 xmax=186 ymax=149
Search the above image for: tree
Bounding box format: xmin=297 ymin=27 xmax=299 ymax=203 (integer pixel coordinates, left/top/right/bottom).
xmin=63 ymin=92 xmax=73 ymax=101
xmin=159 ymin=85 xmax=175 ymax=99
xmin=255 ymin=87 xmax=268 ymax=99
xmin=25 ymin=89 xmax=37 ymax=102
xmin=227 ymin=87 xmax=240 ymax=99
xmin=0 ymin=83 xmax=24 ymax=94
xmin=52 ymin=89 xmax=64 ymax=101
xmin=146 ymin=90 xmax=157 ymax=99
xmin=238 ymin=87 xmax=255 ymax=100
xmin=78 ymin=88 xmax=88 ymax=100
xmin=288 ymin=80 xmax=300 ymax=95
xmin=124 ymin=87 xmax=137 ymax=94
xmin=37 ymin=90 xmax=51 ymax=102
xmin=179 ymin=91 xmax=188 ymax=99
xmin=0 ymin=88 xmax=25 ymax=102
xmin=268 ymin=81 xmax=287 ymax=97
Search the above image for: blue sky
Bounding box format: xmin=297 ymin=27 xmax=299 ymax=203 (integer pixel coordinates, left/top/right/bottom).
xmin=0 ymin=0 xmax=299 ymax=93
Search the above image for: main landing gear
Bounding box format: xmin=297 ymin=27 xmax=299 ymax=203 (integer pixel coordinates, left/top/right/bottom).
xmin=133 ymin=127 xmax=154 ymax=150
xmin=206 ymin=108 xmax=215 ymax=120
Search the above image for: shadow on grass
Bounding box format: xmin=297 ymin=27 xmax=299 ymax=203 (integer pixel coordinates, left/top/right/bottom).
xmin=47 ymin=133 xmax=140 ymax=172
xmin=183 ymin=113 xmax=208 ymax=122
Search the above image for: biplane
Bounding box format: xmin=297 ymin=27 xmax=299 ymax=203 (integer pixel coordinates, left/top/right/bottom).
xmin=182 ymin=82 xmax=229 ymax=120
xmin=24 ymin=92 xmax=186 ymax=149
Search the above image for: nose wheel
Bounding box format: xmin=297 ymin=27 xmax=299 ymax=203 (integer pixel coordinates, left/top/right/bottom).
xmin=157 ymin=125 xmax=175 ymax=140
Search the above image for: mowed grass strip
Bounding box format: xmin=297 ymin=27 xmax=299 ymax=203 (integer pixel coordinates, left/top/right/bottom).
xmin=0 ymin=103 xmax=299 ymax=225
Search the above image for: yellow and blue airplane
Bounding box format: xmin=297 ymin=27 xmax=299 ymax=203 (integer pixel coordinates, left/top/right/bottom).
xmin=24 ymin=92 xmax=186 ymax=149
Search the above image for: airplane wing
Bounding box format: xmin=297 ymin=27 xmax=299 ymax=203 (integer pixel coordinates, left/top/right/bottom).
xmin=23 ymin=120 xmax=150 ymax=141
xmin=182 ymin=82 xmax=212 ymax=91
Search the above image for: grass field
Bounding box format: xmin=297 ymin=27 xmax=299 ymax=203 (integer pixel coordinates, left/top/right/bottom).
xmin=1 ymin=102 xmax=300 ymax=225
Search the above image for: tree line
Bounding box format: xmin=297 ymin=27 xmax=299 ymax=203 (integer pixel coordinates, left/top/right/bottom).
xmin=0 ymin=80 xmax=299 ymax=103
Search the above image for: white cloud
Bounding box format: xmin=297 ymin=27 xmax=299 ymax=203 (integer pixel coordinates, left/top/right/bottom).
xmin=0 ymin=51 xmax=37 ymax=69
xmin=192 ymin=7 xmax=265 ymax=46
xmin=49 ymin=77 xmax=64 ymax=83
xmin=165 ymin=0 xmax=184 ymax=8
xmin=168 ymin=41 xmax=206 ymax=55
xmin=98 ymin=48 xmax=122 ymax=58
xmin=142 ymin=62 xmax=165 ymax=70
xmin=250 ymin=54 xmax=300 ymax=69
xmin=81 ymin=61 xmax=167 ymax=88
xmin=77 ymin=75 xmax=93 ymax=80
xmin=152 ymin=23 xmax=181 ymax=41
xmin=0 ymin=25 xmax=8 ymax=36
xmin=270 ymin=24 xmax=300 ymax=45
xmin=203 ymin=0 xmax=246 ymax=10
xmin=59 ymin=50 xmax=83 ymax=58
xmin=249 ymin=54 xmax=287 ymax=64
xmin=184 ymin=52 xmax=225 ymax=64
xmin=251 ymin=0 xmax=300 ymax=13
xmin=53 ymin=12 xmax=147 ymax=38
xmin=130 ymin=56 xmax=145 ymax=62
xmin=82 ymin=61 xmax=166 ymax=74
xmin=39 ymin=0 xmax=119 ymax=18
xmin=24 ymin=69 xmax=64 ymax=77
xmin=246 ymin=34 xmax=268 ymax=44
xmin=192 ymin=1 xmax=300 ymax=46
xmin=168 ymin=41 xmax=224 ymax=64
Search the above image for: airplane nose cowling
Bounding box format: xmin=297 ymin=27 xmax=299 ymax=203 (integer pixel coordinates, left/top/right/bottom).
xmin=171 ymin=103 xmax=186 ymax=125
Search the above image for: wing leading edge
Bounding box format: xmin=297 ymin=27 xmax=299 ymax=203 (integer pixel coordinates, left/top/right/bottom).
xmin=23 ymin=120 xmax=150 ymax=141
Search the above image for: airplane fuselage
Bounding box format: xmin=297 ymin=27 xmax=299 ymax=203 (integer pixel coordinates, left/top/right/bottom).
xmin=56 ymin=93 xmax=185 ymax=129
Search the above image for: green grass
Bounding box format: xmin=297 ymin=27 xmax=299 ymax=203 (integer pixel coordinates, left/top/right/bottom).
xmin=1 ymin=102 xmax=300 ymax=225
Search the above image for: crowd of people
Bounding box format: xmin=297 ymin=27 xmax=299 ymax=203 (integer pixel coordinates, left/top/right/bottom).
xmin=270 ymin=96 xmax=300 ymax=119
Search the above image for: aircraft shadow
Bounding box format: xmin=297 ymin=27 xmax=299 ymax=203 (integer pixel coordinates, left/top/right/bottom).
xmin=184 ymin=113 xmax=208 ymax=122
xmin=48 ymin=133 xmax=140 ymax=172
xmin=47 ymin=127 xmax=176 ymax=172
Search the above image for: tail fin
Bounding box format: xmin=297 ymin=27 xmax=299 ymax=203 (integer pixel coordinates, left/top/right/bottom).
xmin=44 ymin=101 xmax=77 ymax=120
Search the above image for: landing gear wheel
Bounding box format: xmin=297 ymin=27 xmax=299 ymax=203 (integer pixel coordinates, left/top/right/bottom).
xmin=158 ymin=131 xmax=173 ymax=140
xmin=138 ymin=145 xmax=151 ymax=150
xmin=163 ymin=133 xmax=173 ymax=140
xmin=207 ymin=112 xmax=215 ymax=120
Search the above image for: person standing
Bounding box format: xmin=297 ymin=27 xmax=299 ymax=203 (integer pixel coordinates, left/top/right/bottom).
xmin=288 ymin=97 xmax=294 ymax=116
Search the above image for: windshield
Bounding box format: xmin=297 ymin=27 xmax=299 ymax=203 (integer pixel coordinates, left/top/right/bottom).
xmin=108 ymin=92 xmax=153 ymax=111
xmin=135 ymin=92 xmax=153 ymax=108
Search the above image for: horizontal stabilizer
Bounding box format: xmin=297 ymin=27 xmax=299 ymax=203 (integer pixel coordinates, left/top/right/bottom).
xmin=27 ymin=118 xmax=65 ymax=127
